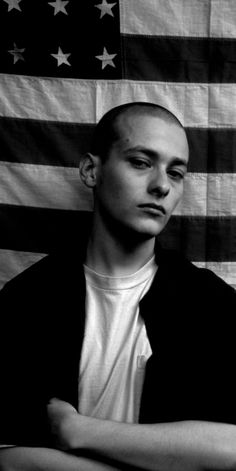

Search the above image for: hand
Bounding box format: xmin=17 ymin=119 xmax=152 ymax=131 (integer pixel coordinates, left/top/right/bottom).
xmin=47 ymin=397 xmax=79 ymax=450
xmin=47 ymin=398 xmax=100 ymax=452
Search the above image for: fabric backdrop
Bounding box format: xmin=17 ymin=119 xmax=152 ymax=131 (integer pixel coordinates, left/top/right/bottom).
xmin=0 ymin=0 xmax=235 ymax=289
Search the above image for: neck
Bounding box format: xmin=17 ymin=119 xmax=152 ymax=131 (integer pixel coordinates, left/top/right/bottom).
xmin=85 ymin=215 xmax=156 ymax=277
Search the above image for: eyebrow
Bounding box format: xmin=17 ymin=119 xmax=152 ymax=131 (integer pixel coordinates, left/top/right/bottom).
xmin=124 ymin=146 xmax=188 ymax=168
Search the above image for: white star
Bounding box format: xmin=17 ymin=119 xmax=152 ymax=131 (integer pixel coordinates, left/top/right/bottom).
xmin=3 ymin=0 xmax=22 ymax=12
xmin=8 ymin=43 xmax=25 ymax=64
xmin=95 ymin=47 xmax=117 ymax=69
xmin=51 ymin=47 xmax=71 ymax=66
xmin=48 ymin=0 xmax=69 ymax=16
xmin=95 ymin=0 xmax=116 ymax=19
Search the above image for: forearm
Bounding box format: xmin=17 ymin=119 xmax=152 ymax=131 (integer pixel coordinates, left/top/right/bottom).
xmin=66 ymin=418 xmax=236 ymax=471
xmin=0 ymin=447 xmax=123 ymax=471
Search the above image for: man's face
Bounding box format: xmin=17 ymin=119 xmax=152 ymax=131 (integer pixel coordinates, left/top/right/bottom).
xmin=94 ymin=113 xmax=189 ymax=239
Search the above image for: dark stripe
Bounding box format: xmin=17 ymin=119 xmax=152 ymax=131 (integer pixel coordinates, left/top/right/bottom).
xmin=0 ymin=117 xmax=236 ymax=173
xmin=0 ymin=205 xmax=235 ymax=261
xmin=122 ymin=35 xmax=236 ymax=83
xmin=186 ymin=128 xmax=236 ymax=173
xmin=0 ymin=205 xmax=92 ymax=253
xmin=159 ymin=216 xmax=236 ymax=261
xmin=0 ymin=117 xmax=94 ymax=167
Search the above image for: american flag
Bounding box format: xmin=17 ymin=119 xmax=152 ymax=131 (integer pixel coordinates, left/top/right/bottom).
xmin=0 ymin=0 xmax=235 ymax=289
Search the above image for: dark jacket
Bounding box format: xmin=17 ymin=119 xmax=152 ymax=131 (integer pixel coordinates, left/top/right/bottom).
xmin=0 ymin=240 xmax=236 ymax=446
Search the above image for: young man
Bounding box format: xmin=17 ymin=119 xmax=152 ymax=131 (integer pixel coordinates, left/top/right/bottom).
xmin=0 ymin=102 xmax=236 ymax=471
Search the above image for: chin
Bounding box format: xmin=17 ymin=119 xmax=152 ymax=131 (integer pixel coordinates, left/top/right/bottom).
xmin=109 ymin=215 xmax=168 ymax=240
xmin=131 ymin=220 xmax=167 ymax=238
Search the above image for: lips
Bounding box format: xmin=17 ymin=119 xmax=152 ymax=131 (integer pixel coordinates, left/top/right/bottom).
xmin=138 ymin=203 xmax=166 ymax=215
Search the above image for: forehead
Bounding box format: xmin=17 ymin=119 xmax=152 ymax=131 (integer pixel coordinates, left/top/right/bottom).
xmin=114 ymin=112 xmax=189 ymax=158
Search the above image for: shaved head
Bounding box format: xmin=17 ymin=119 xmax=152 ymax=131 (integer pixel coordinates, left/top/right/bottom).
xmin=91 ymin=102 xmax=186 ymax=160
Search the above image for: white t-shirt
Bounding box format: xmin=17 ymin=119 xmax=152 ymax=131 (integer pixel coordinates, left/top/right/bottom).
xmin=78 ymin=256 xmax=157 ymax=423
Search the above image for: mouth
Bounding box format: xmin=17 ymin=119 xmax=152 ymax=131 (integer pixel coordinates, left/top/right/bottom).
xmin=138 ymin=204 xmax=166 ymax=215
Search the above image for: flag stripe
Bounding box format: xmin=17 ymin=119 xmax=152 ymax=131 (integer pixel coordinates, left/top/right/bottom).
xmin=120 ymin=0 xmax=236 ymax=39
xmin=0 ymin=161 xmax=236 ymax=216
xmin=0 ymin=74 xmax=97 ymax=122
xmin=159 ymin=216 xmax=236 ymax=262
xmin=0 ymin=117 xmax=93 ymax=168
xmin=0 ymin=206 xmax=235 ymax=262
xmin=186 ymin=128 xmax=236 ymax=173
xmin=0 ymin=117 xmax=236 ymax=173
xmin=2 ymin=75 xmax=236 ymax=128
xmin=175 ymin=173 xmax=236 ymax=217
xmin=0 ymin=161 xmax=92 ymax=211
xmin=122 ymin=35 xmax=236 ymax=83
xmin=0 ymin=206 xmax=91 ymax=253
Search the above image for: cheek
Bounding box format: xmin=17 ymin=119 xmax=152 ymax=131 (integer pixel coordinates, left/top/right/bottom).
xmin=169 ymin=186 xmax=184 ymax=210
xmin=101 ymin=172 xmax=133 ymax=202
xmin=97 ymin=177 xmax=126 ymax=210
xmin=173 ymin=183 xmax=184 ymax=200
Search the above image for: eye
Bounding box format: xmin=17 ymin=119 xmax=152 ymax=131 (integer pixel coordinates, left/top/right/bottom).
xmin=129 ymin=158 xmax=151 ymax=169
xmin=168 ymin=169 xmax=185 ymax=180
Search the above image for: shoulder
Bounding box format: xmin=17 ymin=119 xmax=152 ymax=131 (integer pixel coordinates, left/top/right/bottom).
xmin=0 ymin=250 xmax=83 ymax=299
xmin=157 ymin=248 xmax=235 ymax=300
xmin=0 ymin=253 xmax=59 ymax=293
xmin=0 ymin=250 xmax=86 ymax=334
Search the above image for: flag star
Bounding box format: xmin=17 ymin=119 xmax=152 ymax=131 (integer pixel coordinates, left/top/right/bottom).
xmin=94 ymin=0 xmax=116 ymax=19
xmin=3 ymin=0 xmax=22 ymax=12
xmin=48 ymin=0 xmax=69 ymax=15
xmin=8 ymin=43 xmax=25 ymax=64
xmin=95 ymin=47 xmax=117 ymax=69
xmin=51 ymin=47 xmax=71 ymax=66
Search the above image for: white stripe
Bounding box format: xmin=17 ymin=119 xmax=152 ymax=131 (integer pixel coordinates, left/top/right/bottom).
xmin=0 ymin=162 xmax=235 ymax=216
xmin=0 ymin=161 xmax=93 ymax=210
xmin=0 ymin=249 xmax=46 ymax=290
xmin=174 ymin=173 xmax=236 ymax=217
xmin=1 ymin=74 xmax=236 ymax=128
xmin=194 ymin=261 xmax=236 ymax=290
xmin=0 ymin=74 xmax=97 ymax=123
xmin=120 ymin=0 xmax=236 ymax=39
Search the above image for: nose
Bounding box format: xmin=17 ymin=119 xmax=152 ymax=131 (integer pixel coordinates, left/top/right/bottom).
xmin=148 ymin=168 xmax=170 ymax=198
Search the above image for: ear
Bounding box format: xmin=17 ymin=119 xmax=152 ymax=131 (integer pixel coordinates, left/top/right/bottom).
xmin=79 ymin=153 xmax=100 ymax=188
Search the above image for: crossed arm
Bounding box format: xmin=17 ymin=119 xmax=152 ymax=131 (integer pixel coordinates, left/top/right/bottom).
xmin=1 ymin=398 xmax=236 ymax=471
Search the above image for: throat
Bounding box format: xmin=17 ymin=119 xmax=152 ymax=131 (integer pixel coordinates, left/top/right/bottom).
xmin=85 ymin=231 xmax=156 ymax=277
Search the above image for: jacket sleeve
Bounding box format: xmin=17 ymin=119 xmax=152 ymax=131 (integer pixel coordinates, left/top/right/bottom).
xmin=0 ymin=266 xmax=53 ymax=447
xmin=140 ymin=255 xmax=236 ymax=425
